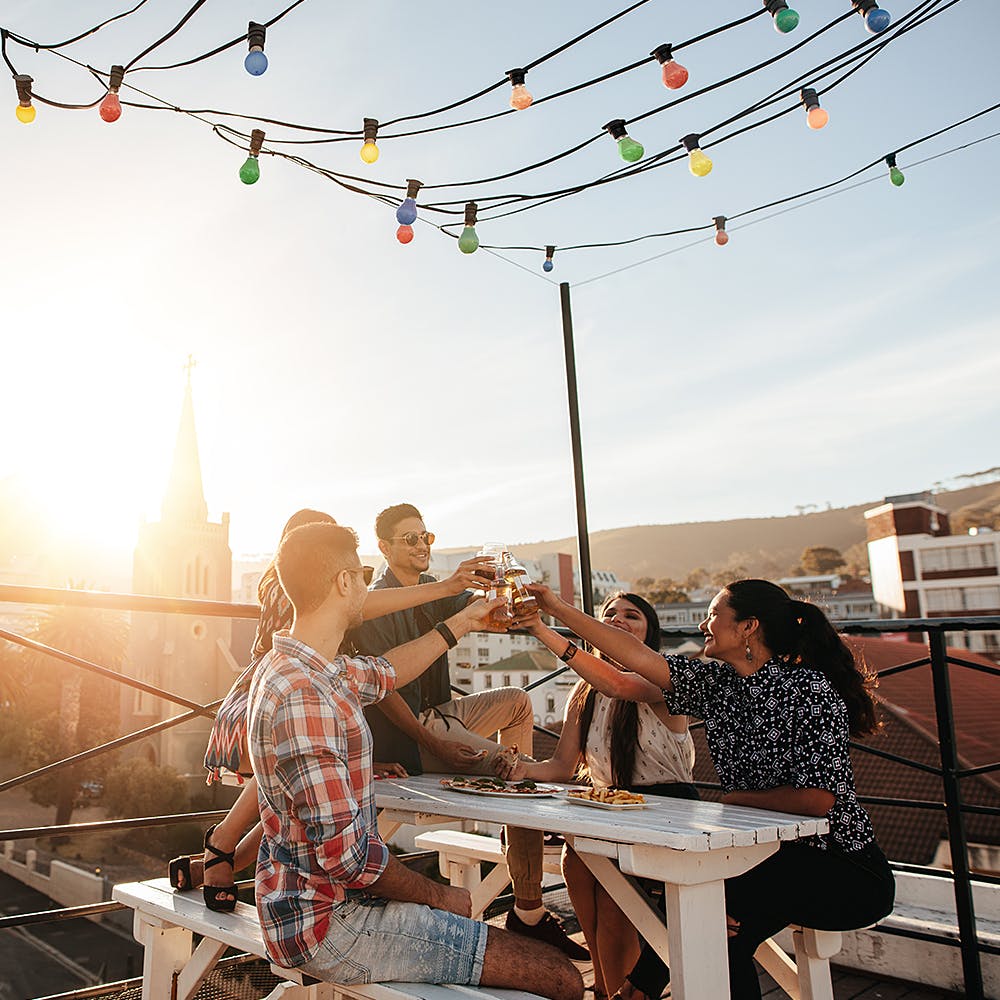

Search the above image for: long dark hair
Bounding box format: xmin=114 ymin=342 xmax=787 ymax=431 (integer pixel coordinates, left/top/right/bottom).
xmin=577 ymin=591 xmax=661 ymax=788
xmin=725 ymin=578 xmax=879 ymax=736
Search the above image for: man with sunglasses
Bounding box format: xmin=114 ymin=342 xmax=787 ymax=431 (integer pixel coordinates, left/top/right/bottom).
xmin=351 ymin=503 xmax=589 ymax=961
xmin=246 ymin=522 xmax=582 ymax=1000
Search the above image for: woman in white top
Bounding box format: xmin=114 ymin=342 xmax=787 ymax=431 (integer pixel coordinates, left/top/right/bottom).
xmin=496 ymin=592 xmax=695 ymax=999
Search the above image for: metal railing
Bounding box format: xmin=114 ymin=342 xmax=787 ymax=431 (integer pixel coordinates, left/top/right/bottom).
xmin=0 ymin=584 xmax=998 ymax=999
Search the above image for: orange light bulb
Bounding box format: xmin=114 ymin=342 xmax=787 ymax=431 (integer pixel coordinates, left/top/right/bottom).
xmin=806 ymin=106 xmax=829 ymax=130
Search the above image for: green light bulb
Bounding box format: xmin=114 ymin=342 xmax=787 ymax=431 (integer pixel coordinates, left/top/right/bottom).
xmin=889 ymin=165 xmax=905 ymax=187
xmin=774 ymin=7 xmax=799 ymax=32
xmin=239 ymin=156 xmax=260 ymax=184
xmin=458 ymin=226 xmax=479 ymax=254
xmin=617 ymin=136 xmax=644 ymax=163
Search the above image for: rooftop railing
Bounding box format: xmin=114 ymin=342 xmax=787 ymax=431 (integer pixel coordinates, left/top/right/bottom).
xmin=0 ymin=583 xmax=997 ymax=999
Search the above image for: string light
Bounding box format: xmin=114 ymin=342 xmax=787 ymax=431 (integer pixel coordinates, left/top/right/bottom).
xmin=14 ymin=74 xmax=35 ymax=123
xmin=800 ymin=87 xmax=829 ymax=130
xmin=714 ymin=216 xmax=729 ymax=245
xmin=603 ymin=119 xmax=644 ymax=163
xmin=764 ymin=0 xmax=800 ymax=34
xmin=681 ymin=133 xmax=713 ymax=177
xmin=507 ymin=68 xmax=533 ymax=110
xmin=239 ymin=128 xmax=265 ymax=184
xmin=651 ymin=44 xmax=688 ymax=90
xmin=245 ymin=22 xmax=268 ymax=76
xmin=458 ymin=202 xmax=479 ymax=254
xmin=543 ymin=245 xmax=555 ymax=272
xmin=360 ymin=118 xmax=379 ymax=164
xmin=99 ymin=65 xmax=124 ymax=123
xmin=885 ymin=152 xmax=905 ymax=186
xmin=852 ymin=0 xmax=892 ymax=33
xmin=396 ymin=178 xmax=422 ymax=244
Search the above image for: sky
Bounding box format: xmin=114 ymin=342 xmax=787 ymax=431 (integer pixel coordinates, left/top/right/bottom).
xmin=1 ymin=0 xmax=998 ymax=570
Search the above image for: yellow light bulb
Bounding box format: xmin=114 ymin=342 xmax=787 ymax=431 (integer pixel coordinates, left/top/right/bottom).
xmin=688 ymin=148 xmax=712 ymax=177
xmin=360 ymin=140 xmax=379 ymax=164
xmin=15 ymin=103 xmax=35 ymax=124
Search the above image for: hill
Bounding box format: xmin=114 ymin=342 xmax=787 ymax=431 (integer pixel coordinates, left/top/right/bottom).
xmin=502 ymin=482 xmax=1000 ymax=584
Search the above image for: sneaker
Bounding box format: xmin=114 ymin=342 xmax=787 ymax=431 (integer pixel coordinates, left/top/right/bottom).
xmin=505 ymin=909 xmax=590 ymax=961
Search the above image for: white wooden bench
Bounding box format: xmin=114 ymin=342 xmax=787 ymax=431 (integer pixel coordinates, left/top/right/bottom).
xmin=112 ymin=878 xmax=546 ymax=1000
xmin=414 ymin=830 xmax=842 ymax=1000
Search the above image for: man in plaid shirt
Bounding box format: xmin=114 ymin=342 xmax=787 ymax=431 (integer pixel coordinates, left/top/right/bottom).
xmin=247 ymin=521 xmax=582 ymax=1000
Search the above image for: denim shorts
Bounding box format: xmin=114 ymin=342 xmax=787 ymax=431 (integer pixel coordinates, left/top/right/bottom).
xmin=298 ymin=894 xmax=489 ymax=986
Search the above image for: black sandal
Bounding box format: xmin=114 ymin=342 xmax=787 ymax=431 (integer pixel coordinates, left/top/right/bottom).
xmin=168 ymin=854 xmax=198 ymax=891
xmin=202 ymin=824 xmax=238 ymax=912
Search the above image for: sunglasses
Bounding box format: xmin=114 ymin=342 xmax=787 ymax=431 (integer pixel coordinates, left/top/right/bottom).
xmin=389 ymin=531 xmax=435 ymax=547
xmin=346 ymin=565 xmax=375 ymax=586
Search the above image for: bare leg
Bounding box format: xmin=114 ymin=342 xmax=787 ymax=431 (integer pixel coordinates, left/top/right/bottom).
xmin=202 ymin=779 xmax=261 ymax=901
xmin=480 ymin=925 xmax=584 ymax=1000
xmin=563 ymin=847 xmax=605 ymax=993
xmin=594 ymin=885 xmax=641 ymax=996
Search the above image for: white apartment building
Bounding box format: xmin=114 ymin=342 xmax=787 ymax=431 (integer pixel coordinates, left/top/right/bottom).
xmin=865 ymin=492 xmax=1000 ymax=657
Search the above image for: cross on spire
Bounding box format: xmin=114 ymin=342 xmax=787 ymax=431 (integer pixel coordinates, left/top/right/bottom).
xmin=183 ymin=354 xmax=197 ymax=385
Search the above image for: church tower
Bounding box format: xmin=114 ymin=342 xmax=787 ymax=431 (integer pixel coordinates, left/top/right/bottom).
xmin=125 ymin=362 xmax=235 ymax=787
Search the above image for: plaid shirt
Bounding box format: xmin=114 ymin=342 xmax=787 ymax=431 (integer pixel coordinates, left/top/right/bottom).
xmin=247 ymin=629 xmax=396 ymax=968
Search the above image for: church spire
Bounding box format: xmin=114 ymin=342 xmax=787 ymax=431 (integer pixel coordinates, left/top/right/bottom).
xmin=161 ymin=357 xmax=208 ymax=524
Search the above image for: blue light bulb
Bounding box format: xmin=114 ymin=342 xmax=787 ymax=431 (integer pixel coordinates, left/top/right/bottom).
xmin=244 ymin=50 xmax=268 ymax=75
xmin=396 ymin=198 xmax=418 ymax=226
xmin=865 ymin=7 xmax=891 ymax=32
xmin=542 ymin=260 xmax=554 ymax=273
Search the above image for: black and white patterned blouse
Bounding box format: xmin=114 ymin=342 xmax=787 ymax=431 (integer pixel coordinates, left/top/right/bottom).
xmin=661 ymin=655 xmax=875 ymax=853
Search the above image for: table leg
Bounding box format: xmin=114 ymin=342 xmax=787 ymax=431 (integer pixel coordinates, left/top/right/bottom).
xmin=135 ymin=913 xmax=192 ymax=998
xmin=663 ymin=879 xmax=730 ymax=1000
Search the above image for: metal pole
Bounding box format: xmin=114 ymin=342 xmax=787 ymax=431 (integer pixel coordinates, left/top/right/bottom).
xmin=928 ymin=628 xmax=984 ymax=998
xmin=559 ymin=281 xmax=594 ymax=616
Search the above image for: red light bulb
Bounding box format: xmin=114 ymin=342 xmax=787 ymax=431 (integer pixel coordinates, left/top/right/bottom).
xmin=100 ymin=92 xmax=122 ymax=122
xmin=396 ymin=225 xmax=414 ymax=244
xmin=661 ymin=60 xmax=689 ymax=90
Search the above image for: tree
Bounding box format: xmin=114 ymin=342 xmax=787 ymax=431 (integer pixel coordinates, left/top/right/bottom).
xmin=800 ymin=546 xmax=846 ymax=576
xmin=683 ymin=568 xmax=708 ymax=592
xmin=645 ymin=578 xmax=689 ymax=605
xmin=103 ymin=757 xmax=193 ymax=858
xmin=15 ymin=603 xmax=128 ymax=827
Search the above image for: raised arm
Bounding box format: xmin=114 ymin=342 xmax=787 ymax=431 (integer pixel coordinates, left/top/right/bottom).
xmin=525 ymin=618 xmax=666 ymax=704
xmin=361 ymin=556 xmax=494 ymax=620
xmin=527 ymin=584 xmax=674 ymax=692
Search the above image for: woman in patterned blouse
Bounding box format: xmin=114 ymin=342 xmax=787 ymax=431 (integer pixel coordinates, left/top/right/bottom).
xmin=527 ymin=578 xmax=895 ymax=1000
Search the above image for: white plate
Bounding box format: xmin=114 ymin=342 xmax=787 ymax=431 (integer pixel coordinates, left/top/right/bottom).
xmin=565 ymin=792 xmax=646 ymax=810
xmin=439 ymin=779 xmax=561 ymax=798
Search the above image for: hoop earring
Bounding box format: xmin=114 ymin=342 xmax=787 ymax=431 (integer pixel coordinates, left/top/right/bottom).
xmin=745 ymin=643 xmax=753 ymax=663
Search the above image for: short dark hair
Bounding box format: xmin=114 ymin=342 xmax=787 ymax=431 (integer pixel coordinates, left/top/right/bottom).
xmin=375 ymin=503 xmax=423 ymax=541
xmin=276 ymin=522 xmax=359 ymax=616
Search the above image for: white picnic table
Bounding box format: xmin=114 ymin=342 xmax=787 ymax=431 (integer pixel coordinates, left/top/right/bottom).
xmin=375 ymin=775 xmax=829 ymax=1000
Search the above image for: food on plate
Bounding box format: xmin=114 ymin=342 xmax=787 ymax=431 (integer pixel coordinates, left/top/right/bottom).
xmin=567 ymin=787 xmax=645 ymax=805
xmin=440 ymin=776 xmax=551 ymax=794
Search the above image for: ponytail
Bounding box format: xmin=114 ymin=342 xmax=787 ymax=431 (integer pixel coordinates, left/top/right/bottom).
xmin=726 ymin=579 xmax=880 ymax=737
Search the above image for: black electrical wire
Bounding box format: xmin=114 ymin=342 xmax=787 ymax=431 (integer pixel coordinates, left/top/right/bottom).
xmin=0 ymin=0 xmax=152 ymax=51
xmin=123 ymin=0 xmax=209 ymax=71
xmin=131 ymin=0 xmax=311 ymax=72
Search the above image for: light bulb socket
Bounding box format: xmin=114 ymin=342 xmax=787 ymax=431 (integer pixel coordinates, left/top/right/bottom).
xmin=464 ymin=201 xmax=478 ymax=227
xmin=851 ymin=0 xmax=878 ymax=14
xmin=247 ymin=21 xmax=266 ymax=50
xmin=545 ymin=245 xmax=555 ymax=260
xmin=405 ymin=178 xmax=422 ymax=199
xmin=764 ymin=0 xmax=791 ymax=14
xmin=507 ymin=67 xmax=527 ymax=87
xmin=603 ymin=119 xmax=628 ymax=141
xmin=800 ymin=87 xmax=820 ymax=111
xmin=14 ymin=74 xmax=33 ymax=104
xmin=885 ymin=152 xmax=897 ymax=168
xmin=651 ymin=43 xmax=675 ymax=64
xmin=680 ymin=132 xmax=703 ymax=153
xmin=249 ymin=128 xmax=265 ymax=157
xmin=108 ymin=65 xmax=125 ymax=92
xmin=363 ymin=118 xmax=379 ymax=143
xmin=713 ymin=216 xmax=727 ymax=232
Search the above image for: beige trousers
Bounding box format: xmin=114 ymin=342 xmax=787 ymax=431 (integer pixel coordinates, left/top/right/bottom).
xmin=418 ymin=687 xmax=545 ymax=905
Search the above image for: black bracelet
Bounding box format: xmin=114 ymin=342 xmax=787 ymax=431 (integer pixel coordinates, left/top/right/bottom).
xmin=434 ymin=621 xmax=459 ymax=649
xmin=559 ymin=640 xmax=578 ymax=663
